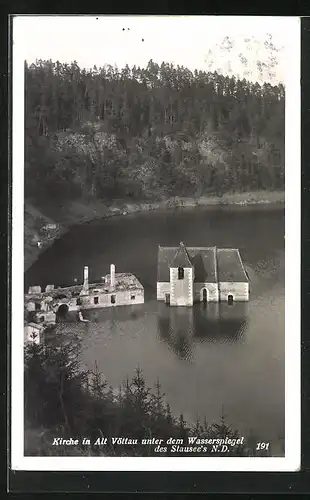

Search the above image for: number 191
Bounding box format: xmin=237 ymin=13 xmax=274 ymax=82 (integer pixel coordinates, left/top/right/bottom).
xmin=256 ymin=442 xmax=270 ymax=451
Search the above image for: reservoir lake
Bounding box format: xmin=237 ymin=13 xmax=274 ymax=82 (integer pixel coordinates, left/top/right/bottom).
xmin=25 ymin=206 xmax=285 ymax=446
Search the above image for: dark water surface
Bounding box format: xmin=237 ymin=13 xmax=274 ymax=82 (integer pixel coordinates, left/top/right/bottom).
xmin=25 ymin=206 xmax=285 ymax=444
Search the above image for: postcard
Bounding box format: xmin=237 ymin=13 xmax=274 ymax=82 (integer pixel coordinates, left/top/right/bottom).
xmin=11 ymin=14 xmax=300 ymax=472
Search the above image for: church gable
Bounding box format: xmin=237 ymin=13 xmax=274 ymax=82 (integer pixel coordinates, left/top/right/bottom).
xmin=157 ymin=243 xmax=217 ymax=283
xmin=170 ymin=242 xmax=193 ymax=269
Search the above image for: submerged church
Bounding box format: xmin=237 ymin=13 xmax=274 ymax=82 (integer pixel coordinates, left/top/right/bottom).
xmin=157 ymin=242 xmax=249 ymax=306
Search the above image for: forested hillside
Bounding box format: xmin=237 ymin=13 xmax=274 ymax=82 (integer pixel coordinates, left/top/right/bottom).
xmin=25 ymin=59 xmax=285 ymax=206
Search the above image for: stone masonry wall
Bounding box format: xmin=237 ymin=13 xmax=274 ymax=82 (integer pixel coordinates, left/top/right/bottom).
xmin=157 ymin=282 xmax=171 ymax=301
xmin=79 ymin=288 xmax=144 ymax=308
xmin=157 ymin=281 xmax=249 ymax=303
xmin=170 ymin=267 xmax=193 ymax=306
xmin=219 ymin=282 xmax=249 ymax=301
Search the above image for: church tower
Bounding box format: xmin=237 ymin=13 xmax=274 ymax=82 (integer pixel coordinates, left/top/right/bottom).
xmin=169 ymin=242 xmax=194 ymax=306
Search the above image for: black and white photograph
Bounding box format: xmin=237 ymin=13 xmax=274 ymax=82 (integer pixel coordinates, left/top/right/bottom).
xmin=11 ymin=15 xmax=300 ymax=471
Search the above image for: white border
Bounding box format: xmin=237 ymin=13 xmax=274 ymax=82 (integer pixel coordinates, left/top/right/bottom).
xmin=11 ymin=16 xmax=301 ymax=472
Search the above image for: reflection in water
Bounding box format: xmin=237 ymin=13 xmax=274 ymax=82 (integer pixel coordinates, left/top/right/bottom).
xmin=157 ymin=302 xmax=248 ymax=360
xmin=157 ymin=308 xmax=193 ymax=360
xmin=25 ymin=208 xmax=284 ymax=444
xmin=85 ymin=304 xmax=145 ymax=324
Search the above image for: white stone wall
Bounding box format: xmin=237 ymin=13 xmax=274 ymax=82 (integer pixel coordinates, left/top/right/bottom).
xmin=40 ymin=301 xmax=49 ymax=312
xmin=41 ymin=311 xmax=56 ymax=324
xmin=193 ymin=282 xmax=219 ymax=302
xmin=67 ymin=298 xmax=80 ymax=312
xmin=170 ymin=267 xmax=193 ymax=306
xmin=157 ymin=281 xmax=249 ymax=303
xmin=219 ymin=282 xmax=249 ymax=302
xmin=157 ymin=282 xmax=171 ymax=300
xmin=28 ymin=286 xmax=41 ymax=294
xmin=80 ymin=288 xmax=144 ymax=309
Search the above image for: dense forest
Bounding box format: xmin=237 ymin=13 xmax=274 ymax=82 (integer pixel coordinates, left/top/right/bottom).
xmin=24 ymin=332 xmax=270 ymax=457
xmin=25 ymin=59 xmax=285 ymax=206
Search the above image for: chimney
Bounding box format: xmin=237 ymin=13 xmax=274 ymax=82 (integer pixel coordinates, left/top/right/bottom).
xmin=110 ymin=264 xmax=115 ymax=288
xmin=83 ymin=266 xmax=89 ymax=290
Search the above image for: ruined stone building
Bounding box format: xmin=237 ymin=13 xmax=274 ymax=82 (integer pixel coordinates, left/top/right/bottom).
xmin=157 ymin=242 xmax=249 ymax=306
xmin=25 ymin=264 xmax=144 ymax=322
xmin=77 ymin=264 xmax=144 ymax=309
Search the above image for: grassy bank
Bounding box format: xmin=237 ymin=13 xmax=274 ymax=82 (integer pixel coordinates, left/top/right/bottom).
xmin=24 ymin=190 xmax=284 ymax=272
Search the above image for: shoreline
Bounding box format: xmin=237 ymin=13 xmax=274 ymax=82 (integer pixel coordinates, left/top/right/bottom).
xmin=24 ymin=191 xmax=284 ymax=272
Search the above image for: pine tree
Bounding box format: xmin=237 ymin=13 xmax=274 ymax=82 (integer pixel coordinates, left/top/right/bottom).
xmin=150 ymin=378 xmax=165 ymax=420
xmin=177 ymin=413 xmax=189 ymax=441
xmin=191 ymin=415 xmax=203 ymax=435
xmin=89 ymin=360 xmax=107 ymax=399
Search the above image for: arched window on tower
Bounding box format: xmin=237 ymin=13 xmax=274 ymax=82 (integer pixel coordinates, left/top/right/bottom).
xmin=178 ymin=267 xmax=184 ymax=280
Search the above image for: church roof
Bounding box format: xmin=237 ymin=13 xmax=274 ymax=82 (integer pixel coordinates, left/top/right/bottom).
xmin=157 ymin=244 xmax=248 ymax=283
xmin=170 ymin=242 xmax=193 ymax=268
xmin=216 ymin=248 xmax=248 ymax=282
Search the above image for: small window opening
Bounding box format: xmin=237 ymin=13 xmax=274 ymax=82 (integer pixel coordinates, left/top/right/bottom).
xmin=178 ymin=267 xmax=184 ymax=280
xmin=94 ymin=296 xmax=99 ymax=305
xmin=35 ymin=302 xmax=41 ymax=311
xmin=27 ymin=311 xmax=36 ymax=323
xmin=131 ymin=295 xmax=135 ymax=300
xmin=111 ymin=295 xmax=116 ymax=304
